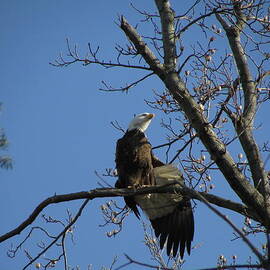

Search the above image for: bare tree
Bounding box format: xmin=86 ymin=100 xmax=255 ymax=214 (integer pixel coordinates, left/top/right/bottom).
xmin=1 ymin=0 xmax=270 ymax=269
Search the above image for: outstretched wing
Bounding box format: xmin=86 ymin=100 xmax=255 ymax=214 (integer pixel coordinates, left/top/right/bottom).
xmin=150 ymin=196 xmax=194 ymax=258
xmin=135 ymin=164 xmax=194 ymax=258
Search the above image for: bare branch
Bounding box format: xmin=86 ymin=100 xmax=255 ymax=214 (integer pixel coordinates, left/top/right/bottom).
xmin=216 ymin=3 xmax=269 ymax=212
xmin=155 ymin=0 xmax=176 ymax=71
xmin=50 ymin=39 xmax=151 ymax=71
xmin=256 ymin=70 xmax=270 ymax=84
xmin=152 ymin=0 xmax=266 ymax=224
xmin=169 ymin=134 xmax=197 ymax=164
xmin=192 ymin=187 xmax=265 ymax=264
xmin=116 ymin=253 xmax=263 ymax=270
xmin=120 ymin=16 xmax=165 ymax=77
xmin=177 ymin=8 xmax=223 ymax=35
xmin=23 ymin=199 xmax=90 ymax=270
xmin=99 ymin=72 xmax=154 ymax=92
xmin=0 ymin=184 xmax=261 ymax=244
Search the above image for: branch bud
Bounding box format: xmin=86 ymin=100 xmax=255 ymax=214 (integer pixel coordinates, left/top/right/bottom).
xmin=238 ymin=153 xmax=243 ymax=159
xmin=204 ymin=54 xmax=212 ymax=61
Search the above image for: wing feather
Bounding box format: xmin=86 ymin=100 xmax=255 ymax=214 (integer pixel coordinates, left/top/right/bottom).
xmin=136 ymin=165 xmax=194 ymax=258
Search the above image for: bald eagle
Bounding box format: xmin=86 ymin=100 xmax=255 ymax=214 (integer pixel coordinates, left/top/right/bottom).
xmin=115 ymin=113 xmax=194 ymax=258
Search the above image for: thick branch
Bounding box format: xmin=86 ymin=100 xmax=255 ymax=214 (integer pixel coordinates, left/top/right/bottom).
xmin=216 ymin=12 xmax=269 ymax=209
xmin=215 ymin=10 xmax=256 ymax=121
xmin=151 ymin=0 xmax=267 ymax=224
xmin=215 ymin=13 xmax=256 ymax=123
xmin=0 ymin=184 xmax=261 ymax=244
xmin=154 ymin=0 xmax=176 ymax=71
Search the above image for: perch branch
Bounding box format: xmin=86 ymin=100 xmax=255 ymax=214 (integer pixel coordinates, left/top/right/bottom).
xmin=0 ymin=184 xmax=261 ymax=244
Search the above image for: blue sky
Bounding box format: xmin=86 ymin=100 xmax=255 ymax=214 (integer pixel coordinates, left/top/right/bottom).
xmin=1 ymin=1 xmax=268 ymax=269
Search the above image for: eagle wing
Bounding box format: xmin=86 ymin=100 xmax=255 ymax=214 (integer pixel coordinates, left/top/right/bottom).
xmin=135 ymin=164 xmax=194 ymax=258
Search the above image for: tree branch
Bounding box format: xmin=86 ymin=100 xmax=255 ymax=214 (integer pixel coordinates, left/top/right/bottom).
xmin=0 ymin=184 xmax=261 ymax=244
xmin=154 ymin=0 xmax=176 ymax=71
xmin=99 ymin=72 xmax=154 ymax=92
xmin=151 ymin=0 xmax=266 ymax=224
xmin=50 ymin=39 xmax=151 ymax=71
xmin=22 ymin=199 xmax=90 ymax=270
xmin=120 ymin=16 xmax=165 ymax=78
xmin=116 ymin=254 xmax=263 ymax=270
xmin=177 ymin=9 xmax=222 ymax=35
xmin=216 ymin=8 xmax=270 ymax=222
xmin=193 ymin=186 xmax=265 ymax=264
xmin=256 ymin=70 xmax=270 ymax=84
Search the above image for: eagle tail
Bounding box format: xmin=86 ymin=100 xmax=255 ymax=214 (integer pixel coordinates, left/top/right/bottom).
xmin=124 ymin=197 xmax=141 ymax=219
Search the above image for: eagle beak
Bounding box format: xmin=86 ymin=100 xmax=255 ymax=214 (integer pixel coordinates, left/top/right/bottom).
xmin=148 ymin=113 xmax=155 ymax=119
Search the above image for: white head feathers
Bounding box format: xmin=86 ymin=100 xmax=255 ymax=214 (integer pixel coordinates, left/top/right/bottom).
xmin=128 ymin=113 xmax=155 ymax=132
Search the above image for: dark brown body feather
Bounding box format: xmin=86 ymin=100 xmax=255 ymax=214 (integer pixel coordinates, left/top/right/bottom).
xmin=115 ymin=128 xmax=194 ymax=258
xmin=115 ymin=129 xmax=155 ymax=217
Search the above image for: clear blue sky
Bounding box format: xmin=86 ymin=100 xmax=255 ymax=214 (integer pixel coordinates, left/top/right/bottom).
xmin=1 ymin=1 xmax=268 ymax=269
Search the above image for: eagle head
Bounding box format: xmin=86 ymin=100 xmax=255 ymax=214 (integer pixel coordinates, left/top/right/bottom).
xmin=128 ymin=113 xmax=155 ymax=133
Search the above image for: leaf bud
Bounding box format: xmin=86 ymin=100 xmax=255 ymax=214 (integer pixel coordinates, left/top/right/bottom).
xmin=238 ymin=153 xmax=243 ymax=159
xmin=205 ymin=54 xmax=212 ymax=61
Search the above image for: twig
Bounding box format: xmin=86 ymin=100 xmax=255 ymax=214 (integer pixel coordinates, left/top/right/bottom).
xmin=169 ymin=134 xmax=197 ymax=163
xmin=22 ymin=199 xmax=90 ymax=270
xmin=115 ymin=253 xmax=174 ymax=270
xmin=191 ymin=188 xmax=266 ymax=264
xmin=115 ymin=254 xmax=263 ymax=270
xmin=61 ymin=230 xmax=68 ymax=270
xmin=99 ymin=72 xmax=154 ymax=92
